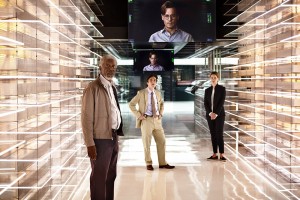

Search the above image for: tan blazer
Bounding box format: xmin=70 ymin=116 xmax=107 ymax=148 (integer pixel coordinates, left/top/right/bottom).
xmin=129 ymin=88 xmax=164 ymax=128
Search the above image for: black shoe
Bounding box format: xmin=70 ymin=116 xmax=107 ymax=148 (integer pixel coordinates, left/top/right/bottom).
xmin=220 ymin=156 xmax=227 ymax=162
xmin=147 ymin=165 xmax=154 ymax=170
xmin=159 ymin=164 xmax=175 ymax=169
xmin=207 ymin=156 xmax=218 ymax=160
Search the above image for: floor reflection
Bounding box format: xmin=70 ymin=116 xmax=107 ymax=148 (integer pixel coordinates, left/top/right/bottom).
xmin=79 ymin=102 xmax=288 ymax=200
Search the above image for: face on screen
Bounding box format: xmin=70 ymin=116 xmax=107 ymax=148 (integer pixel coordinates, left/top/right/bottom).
xmin=133 ymin=50 xmax=174 ymax=71
xmin=149 ymin=54 xmax=158 ymax=65
xmin=128 ymin=0 xmax=216 ymax=43
xmin=161 ymin=8 xmax=178 ymax=30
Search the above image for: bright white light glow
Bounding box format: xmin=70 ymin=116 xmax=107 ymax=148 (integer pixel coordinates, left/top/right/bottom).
xmin=0 ymin=36 xmax=24 ymax=45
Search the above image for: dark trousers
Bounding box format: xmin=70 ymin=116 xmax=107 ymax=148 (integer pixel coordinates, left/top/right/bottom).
xmin=206 ymin=115 xmax=225 ymax=154
xmin=90 ymin=135 xmax=119 ymax=200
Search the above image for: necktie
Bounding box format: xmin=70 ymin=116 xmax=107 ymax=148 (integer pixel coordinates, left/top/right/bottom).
xmin=151 ymin=92 xmax=157 ymax=117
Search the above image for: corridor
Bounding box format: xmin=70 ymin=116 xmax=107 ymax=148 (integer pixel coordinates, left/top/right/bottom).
xmin=76 ymin=102 xmax=288 ymax=200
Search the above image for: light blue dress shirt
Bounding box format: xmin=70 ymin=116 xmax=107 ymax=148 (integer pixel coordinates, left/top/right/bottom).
xmin=149 ymin=28 xmax=194 ymax=42
xmin=143 ymin=64 xmax=165 ymax=71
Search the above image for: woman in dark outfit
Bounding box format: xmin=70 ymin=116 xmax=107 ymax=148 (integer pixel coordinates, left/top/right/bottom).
xmin=204 ymin=71 xmax=227 ymax=161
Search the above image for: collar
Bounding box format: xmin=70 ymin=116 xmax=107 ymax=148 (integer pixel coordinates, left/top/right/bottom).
xmin=147 ymin=87 xmax=155 ymax=94
xmin=161 ymin=27 xmax=179 ymax=34
xmin=149 ymin=64 xmax=159 ymax=67
xmin=99 ymin=74 xmax=112 ymax=88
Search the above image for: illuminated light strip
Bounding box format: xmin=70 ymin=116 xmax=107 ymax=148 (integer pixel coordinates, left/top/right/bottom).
xmin=67 ymin=162 xmax=90 ymax=200
xmin=243 ymin=144 xmax=265 ymax=146
xmin=224 ymin=0 xmax=263 ymax=26
xmin=281 ymin=33 xmax=300 ymax=42
xmin=0 ymin=36 xmax=24 ymax=45
xmin=224 ymin=54 xmax=300 ymax=69
xmin=0 ymin=1 xmax=97 ymax=195
xmin=229 ymin=75 xmax=300 ymax=80
xmin=3 ymin=145 xmax=82 ymax=190
xmin=45 ymin=0 xmax=109 ymax=58
xmin=0 ymin=19 xmax=72 ymax=43
xmin=185 ymin=167 xmax=204 ymax=199
xmin=227 ymin=42 xmax=281 ymax=58
xmin=0 ymin=133 xmax=76 ymax=162
xmin=226 ymin=100 xmax=300 ymax=119
xmin=0 ymin=172 xmax=26 ymax=196
xmin=0 ymin=133 xmax=83 ymax=192
xmin=68 ymin=0 xmax=103 ymax=35
xmin=52 ymin=154 xmax=89 ymax=200
xmin=0 ymin=75 xmax=94 ymax=81
xmin=31 ymin=47 xmax=94 ymax=67
xmin=225 ymin=167 xmax=271 ymax=199
xmin=45 ymin=0 xmax=102 ymax=39
xmin=0 ymin=95 xmax=81 ymax=107
xmin=0 ymin=168 xmax=15 ymax=171
xmin=0 ymin=132 xmax=77 ymax=135
xmin=235 ymin=0 xmax=291 ymax=30
xmin=226 ymin=89 xmax=300 ymax=99
xmin=242 ymin=146 xmax=300 ymax=187
xmin=0 ymin=109 xmax=25 ymax=117
xmin=0 ymin=140 xmax=25 ymax=157
xmin=222 ymin=153 xmax=272 ymax=199
xmin=225 ymin=145 xmax=294 ymax=199
xmin=224 ymin=115 xmax=300 ymax=158
xmin=279 ymin=189 xmax=299 ymax=191
xmin=49 ymin=41 xmax=75 ymax=44
xmin=280 ymin=166 xmax=300 ymax=168
xmin=0 ymin=45 xmax=96 ymax=68
xmin=73 ymin=38 xmax=94 ymax=40
xmin=281 ymin=4 xmax=300 ymax=7
xmin=225 ymin=2 xmax=293 ymax=48
xmin=0 ymin=20 xmax=101 ymax=58
xmin=0 ymin=128 xmax=81 ymax=163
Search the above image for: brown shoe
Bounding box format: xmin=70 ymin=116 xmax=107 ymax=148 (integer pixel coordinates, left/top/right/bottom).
xmin=147 ymin=165 xmax=154 ymax=171
xmin=159 ymin=164 xmax=175 ymax=169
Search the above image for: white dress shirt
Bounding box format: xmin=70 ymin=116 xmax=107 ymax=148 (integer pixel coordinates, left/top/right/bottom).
xmin=100 ymin=75 xmax=121 ymax=129
xmin=145 ymin=88 xmax=159 ymax=116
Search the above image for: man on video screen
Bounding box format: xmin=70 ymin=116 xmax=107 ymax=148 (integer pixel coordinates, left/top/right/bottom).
xmin=149 ymin=1 xmax=194 ymax=42
xmin=143 ymin=52 xmax=165 ymax=71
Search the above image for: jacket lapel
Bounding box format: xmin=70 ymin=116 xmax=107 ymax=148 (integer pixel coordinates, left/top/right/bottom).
xmin=144 ymin=89 xmax=148 ymax=110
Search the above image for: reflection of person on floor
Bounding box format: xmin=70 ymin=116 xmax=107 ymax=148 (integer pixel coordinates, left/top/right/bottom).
xmin=207 ymin=165 xmax=224 ymax=199
xmin=81 ymin=54 xmax=124 ymax=200
xmin=142 ymin=171 xmax=167 ymax=200
xmin=204 ymin=71 xmax=227 ymax=161
xmin=128 ymin=74 xmax=175 ymax=171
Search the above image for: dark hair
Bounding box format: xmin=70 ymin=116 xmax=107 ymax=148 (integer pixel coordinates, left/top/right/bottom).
xmin=147 ymin=74 xmax=158 ymax=82
xmin=210 ymin=71 xmax=219 ymax=78
xmin=149 ymin=51 xmax=157 ymax=58
xmin=161 ymin=1 xmax=177 ymax=15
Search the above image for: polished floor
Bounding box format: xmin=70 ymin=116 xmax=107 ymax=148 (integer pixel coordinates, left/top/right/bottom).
xmin=76 ymin=102 xmax=288 ymax=200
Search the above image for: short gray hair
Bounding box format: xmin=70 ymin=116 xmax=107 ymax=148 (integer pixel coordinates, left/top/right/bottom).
xmin=99 ymin=54 xmax=117 ymax=68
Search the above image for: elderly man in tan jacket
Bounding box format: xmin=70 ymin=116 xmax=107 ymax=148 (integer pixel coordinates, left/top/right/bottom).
xmin=129 ymin=74 xmax=175 ymax=171
xmin=81 ymin=54 xmax=123 ymax=200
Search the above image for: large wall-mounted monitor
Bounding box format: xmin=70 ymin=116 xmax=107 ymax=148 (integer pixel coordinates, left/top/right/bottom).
xmin=133 ymin=50 xmax=174 ymax=72
xmin=128 ymin=0 xmax=216 ymax=43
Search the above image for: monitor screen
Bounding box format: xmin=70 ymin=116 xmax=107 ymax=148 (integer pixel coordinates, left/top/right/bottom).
xmin=133 ymin=50 xmax=174 ymax=72
xmin=128 ymin=0 xmax=216 ymax=43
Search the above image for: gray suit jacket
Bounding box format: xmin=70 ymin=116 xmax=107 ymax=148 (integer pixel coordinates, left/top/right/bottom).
xmin=128 ymin=88 xmax=164 ymax=128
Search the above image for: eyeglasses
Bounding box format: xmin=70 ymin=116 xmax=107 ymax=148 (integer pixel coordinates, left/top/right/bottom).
xmin=163 ymin=14 xmax=177 ymax=20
